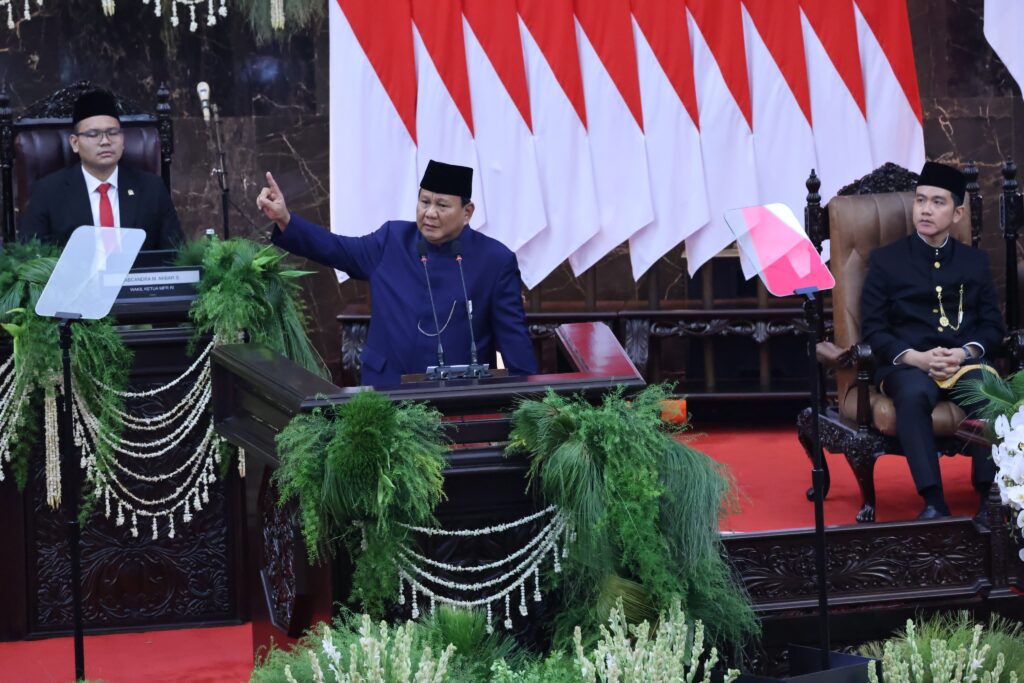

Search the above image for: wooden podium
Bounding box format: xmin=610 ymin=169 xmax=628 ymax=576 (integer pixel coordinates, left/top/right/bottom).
xmin=210 ymin=322 xmax=644 ymax=658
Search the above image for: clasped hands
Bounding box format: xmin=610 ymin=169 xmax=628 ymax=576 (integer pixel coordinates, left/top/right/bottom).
xmin=901 ymin=347 xmax=969 ymax=381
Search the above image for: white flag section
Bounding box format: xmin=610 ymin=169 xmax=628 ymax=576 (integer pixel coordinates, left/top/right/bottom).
xmin=328 ymin=1 xmax=417 ymax=241
xmin=628 ymin=14 xmax=709 ymax=281
xmin=742 ymin=5 xmax=816 ymax=230
xmin=984 ymin=0 xmax=1024 ymax=92
xmin=568 ymin=14 xmax=653 ymax=276
xmin=685 ymin=7 xmax=759 ymax=277
xmin=514 ymin=14 xmax=600 ymax=289
xmin=411 ymin=24 xmax=487 ymax=230
xmin=854 ymin=2 xmax=924 ymax=172
xmin=463 ymin=17 xmax=546 ymax=252
xmin=800 ymin=3 xmax=873 ymax=203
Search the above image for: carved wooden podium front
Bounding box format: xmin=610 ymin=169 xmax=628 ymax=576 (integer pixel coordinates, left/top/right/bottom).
xmin=210 ymin=322 xmax=644 ymax=658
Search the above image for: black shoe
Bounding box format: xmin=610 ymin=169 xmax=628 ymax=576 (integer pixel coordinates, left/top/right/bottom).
xmin=973 ymin=498 xmax=991 ymax=531
xmin=917 ymin=504 xmax=951 ymax=520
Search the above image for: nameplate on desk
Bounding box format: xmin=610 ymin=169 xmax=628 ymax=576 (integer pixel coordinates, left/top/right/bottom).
xmin=116 ymin=267 xmax=200 ymax=300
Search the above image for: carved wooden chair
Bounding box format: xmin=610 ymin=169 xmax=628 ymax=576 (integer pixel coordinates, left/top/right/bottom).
xmin=0 ymin=80 xmax=174 ymax=244
xmin=795 ymin=163 xmax=1006 ymax=523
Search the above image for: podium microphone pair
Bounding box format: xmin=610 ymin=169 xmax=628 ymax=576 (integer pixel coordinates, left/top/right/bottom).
xmin=417 ymin=240 xmax=488 ymax=379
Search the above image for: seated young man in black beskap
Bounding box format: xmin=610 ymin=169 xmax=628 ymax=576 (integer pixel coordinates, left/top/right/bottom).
xmin=860 ymin=161 xmax=1004 ymax=520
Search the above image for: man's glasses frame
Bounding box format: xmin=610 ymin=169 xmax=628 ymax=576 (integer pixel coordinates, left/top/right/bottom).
xmin=74 ymin=128 xmax=123 ymax=142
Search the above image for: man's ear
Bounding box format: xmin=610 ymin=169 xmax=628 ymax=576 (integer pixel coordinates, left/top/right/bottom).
xmin=462 ymin=201 xmax=475 ymax=225
xmin=953 ymin=204 xmax=965 ymax=222
xmin=69 ymin=134 xmax=79 ymax=155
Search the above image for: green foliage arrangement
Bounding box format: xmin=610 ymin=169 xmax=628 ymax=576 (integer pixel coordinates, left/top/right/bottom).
xmin=507 ymin=385 xmax=758 ymax=648
xmin=274 ymin=390 xmax=447 ymax=615
xmin=233 ymin=0 xmax=324 ymax=44
xmin=0 ymin=241 xmax=131 ymax=490
xmin=177 ymin=237 xmax=328 ymax=378
xmin=250 ymin=599 xmax=737 ymax=683
xmin=861 ymin=613 xmax=1024 ymax=683
xmin=955 ymin=369 xmax=1024 ymax=425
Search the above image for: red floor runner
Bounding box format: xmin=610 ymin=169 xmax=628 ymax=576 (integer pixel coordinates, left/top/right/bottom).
xmin=0 ymin=427 xmax=984 ymax=681
xmin=691 ymin=426 xmax=979 ymax=532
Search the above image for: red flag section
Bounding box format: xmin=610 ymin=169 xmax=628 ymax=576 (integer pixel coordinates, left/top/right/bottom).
xmin=855 ymin=0 xmax=923 ymax=123
xmin=630 ymin=0 xmax=700 ymax=130
xmin=743 ymin=0 xmax=812 ymax=126
xmin=335 ymin=0 xmax=417 ymax=142
xmin=800 ymin=0 xmax=866 ymax=117
xmin=687 ymin=0 xmax=752 ymax=130
xmin=518 ymin=0 xmax=588 ymax=129
xmin=575 ymin=0 xmax=644 ymax=130
xmin=412 ymin=0 xmax=475 ymax=135
xmin=463 ymin=0 xmax=533 ymax=131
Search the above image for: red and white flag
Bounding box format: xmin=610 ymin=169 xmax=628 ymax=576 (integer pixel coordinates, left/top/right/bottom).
xmin=984 ymin=0 xmax=1024 ymax=92
xmin=515 ymin=0 xmax=601 ymax=288
xmin=854 ymin=0 xmax=924 ymax=172
xmin=329 ymin=0 xmax=418 ymax=247
xmin=463 ymin=0 xmax=546 ymax=252
xmin=568 ymin=0 xmax=654 ymax=276
xmin=742 ymin=0 xmax=817 ymax=237
xmin=799 ymin=0 xmax=873 ymax=202
xmin=628 ymin=0 xmax=709 ymax=281
xmin=685 ymin=0 xmax=759 ymax=276
xmin=412 ymin=0 xmax=487 ymax=229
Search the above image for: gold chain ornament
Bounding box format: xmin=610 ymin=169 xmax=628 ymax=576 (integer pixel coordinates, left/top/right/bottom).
xmin=936 ymin=284 xmax=964 ymax=331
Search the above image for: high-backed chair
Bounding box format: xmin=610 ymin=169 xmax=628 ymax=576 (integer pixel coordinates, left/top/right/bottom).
xmin=796 ymin=163 xmax=998 ymax=523
xmin=0 ymin=80 xmax=174 ymax=244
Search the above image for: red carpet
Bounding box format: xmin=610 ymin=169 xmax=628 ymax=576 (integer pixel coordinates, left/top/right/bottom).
xmin=0 ymin=427 xmax=984 ymax=681
xmin=0 ymin=624 xmax=252 ymax=683
xmin=691 ymin=426 xmax=979 ymax=532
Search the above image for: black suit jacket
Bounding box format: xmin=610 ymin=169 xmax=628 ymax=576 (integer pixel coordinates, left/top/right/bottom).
xmin=861 ymin=234 xmax=1005 ymax=385
xmin=18 ymin=163 xmax=183 ymax=250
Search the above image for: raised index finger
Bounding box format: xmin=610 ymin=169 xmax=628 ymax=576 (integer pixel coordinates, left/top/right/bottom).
xmin=265 ymin=171 xmax=281 ymax=193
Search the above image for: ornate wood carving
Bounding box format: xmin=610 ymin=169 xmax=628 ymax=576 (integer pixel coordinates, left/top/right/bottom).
xmin=622 ymin=318 xmax=650 ymax=372
xmin=156 ymin=82 xmax=174 ymax=189
xmin=0 ymin=85 xmax=13 ymax=243
xmin=964 ymin=160 xmax=983 ymax=247
xmin=17 ymin=80 xmax=151 ymax=121
xmin=340 ymin=322 xmax=368 ymax=375
xmin=259 ymin=475 xmax=297 ymax=631
xmin=836 ymin=162 xmax=918 ymax=197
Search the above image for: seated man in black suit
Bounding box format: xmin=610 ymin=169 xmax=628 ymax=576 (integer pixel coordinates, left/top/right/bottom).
xmin=18 ymin=89 xmax=182 ymax=250
xmin=861 ymin=161 xmax=1005 ymax=520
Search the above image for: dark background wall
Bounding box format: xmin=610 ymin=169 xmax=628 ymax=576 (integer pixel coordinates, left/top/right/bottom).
xmin=1 ymin=0 xmax=1021 ymax=379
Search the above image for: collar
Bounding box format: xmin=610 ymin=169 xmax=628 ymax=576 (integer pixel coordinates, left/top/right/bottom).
xmin=912 ymin=231 xmax=953 ymax=261
xmin=81 ymin=165 xmax=119 ymax=194
xmin=424 ymin=225 xmax=471 ymax=254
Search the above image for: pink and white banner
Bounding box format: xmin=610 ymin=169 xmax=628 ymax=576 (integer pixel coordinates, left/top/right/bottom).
xmin=328 ymin=0 xmax=927 ymax=284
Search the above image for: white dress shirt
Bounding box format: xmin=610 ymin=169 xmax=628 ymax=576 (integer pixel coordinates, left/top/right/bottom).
xmin=82 ymin=165 xmax=121 ymax=228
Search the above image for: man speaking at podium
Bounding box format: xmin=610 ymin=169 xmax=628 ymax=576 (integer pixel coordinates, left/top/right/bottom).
xmin=19 ymin=90 xmax=182 ymax=250
xmin=257 ymin=160 xmax=538 ymax=387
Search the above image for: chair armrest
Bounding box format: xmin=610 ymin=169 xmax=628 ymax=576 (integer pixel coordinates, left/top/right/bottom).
xmin=815 ymin=341 xmax=874 ymax=370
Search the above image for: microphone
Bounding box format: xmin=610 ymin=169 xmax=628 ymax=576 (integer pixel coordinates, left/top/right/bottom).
xmin=450 ymin=239 xmax=479 ymax=365
xmin=417 ymin=241 xmax=446 ymax=368
xmin=196 ymin=82 xmax=211 ymax=124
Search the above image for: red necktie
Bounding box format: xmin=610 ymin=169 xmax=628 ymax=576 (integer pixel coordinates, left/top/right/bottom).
xmin=97 ymin=182 xmax=114 ymax=228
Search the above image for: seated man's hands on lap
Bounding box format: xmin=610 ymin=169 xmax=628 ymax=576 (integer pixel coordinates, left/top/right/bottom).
xmin=900 ymin=347 xmax=969 ymax=381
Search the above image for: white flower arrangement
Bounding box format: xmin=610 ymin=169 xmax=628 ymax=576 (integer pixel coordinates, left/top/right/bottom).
xmin=990 ymin=406 xmax=1024 ymax=559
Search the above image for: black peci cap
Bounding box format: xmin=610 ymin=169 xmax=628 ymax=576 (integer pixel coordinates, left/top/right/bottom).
xmin=72 ymin=90 xmax=120 ymax=126
xmin=420 ymin=160 xmax=473 ymax=198
xmin=917 ymin=161 xmax=966 ymax=201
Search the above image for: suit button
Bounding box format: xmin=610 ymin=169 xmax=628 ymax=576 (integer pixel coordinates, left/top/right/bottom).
xmin=937 ymin=326 xmax=944 ymax=332
xmin=932 ymin=308 xmax=939 ymax=313
xmin=934 ymin=261 xmax=941 ymax=269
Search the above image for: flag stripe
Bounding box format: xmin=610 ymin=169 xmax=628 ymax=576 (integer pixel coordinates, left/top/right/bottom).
xmin=463 ymin=0 xmax=533 ymax=131
xmin=743 ymin=0 xmax=812 ymax=126
xmin=630 ymin=0 xmax=700 ymax=129
xmin=412 ymin=0 xmax=476 ymax=134
xmin=855 ymin=0 xmax=923 ymax=123
xmin=799 ymin=0 xmax=866 ymax=116
xmin=518 ymin=0 xmax=589 ymax=128
xmin=574 ymin=0 xmax=645 ymax=130
xmin=335 ymin=0 xmax=418 ymax=142
xmin=687 ymin=0 xmax=753 ymax=129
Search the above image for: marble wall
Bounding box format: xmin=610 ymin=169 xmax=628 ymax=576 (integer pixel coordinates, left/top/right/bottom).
xmin=1 ymin=0 xmax=1022 ymax=375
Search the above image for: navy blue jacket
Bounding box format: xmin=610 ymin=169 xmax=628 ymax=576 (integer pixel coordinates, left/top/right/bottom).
xmin=272 ymin=215 xmax=537 ymax=386
xmin=861 ymin=234 xmax=1004 ymax=385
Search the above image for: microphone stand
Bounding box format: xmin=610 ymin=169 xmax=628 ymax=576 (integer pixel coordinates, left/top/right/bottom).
xmin=209 ymin=103 xmax=230 ymax=239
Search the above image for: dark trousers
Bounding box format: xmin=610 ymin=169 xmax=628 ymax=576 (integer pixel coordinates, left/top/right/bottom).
xmin=883 ymin=365 xmax=996 ymax=496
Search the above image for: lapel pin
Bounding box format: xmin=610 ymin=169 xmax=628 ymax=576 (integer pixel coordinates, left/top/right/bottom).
xmin=127 ymin=189 xmax=135 ymax=196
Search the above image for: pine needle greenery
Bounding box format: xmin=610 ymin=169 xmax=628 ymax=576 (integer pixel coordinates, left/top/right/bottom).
xmin=177 ymin=236 xmax=328 ymax=378
xmin=0 ymin=241 xmax=131 ymax=491
xmin=508 ymin=385 xmax=759 ymax=649
xmin=274 ymin=390 xmax=447 ymax=616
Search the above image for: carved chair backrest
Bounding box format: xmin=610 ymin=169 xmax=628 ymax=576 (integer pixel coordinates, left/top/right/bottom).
xmin=827 ymin=192 xmax=972 ymax=398
xmin=0 ymin=81 xmax=173 ymax=243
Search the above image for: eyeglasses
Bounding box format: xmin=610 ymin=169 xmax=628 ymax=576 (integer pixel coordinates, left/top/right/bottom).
xmin=75 ymin=128 xmax=123 ymax=141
